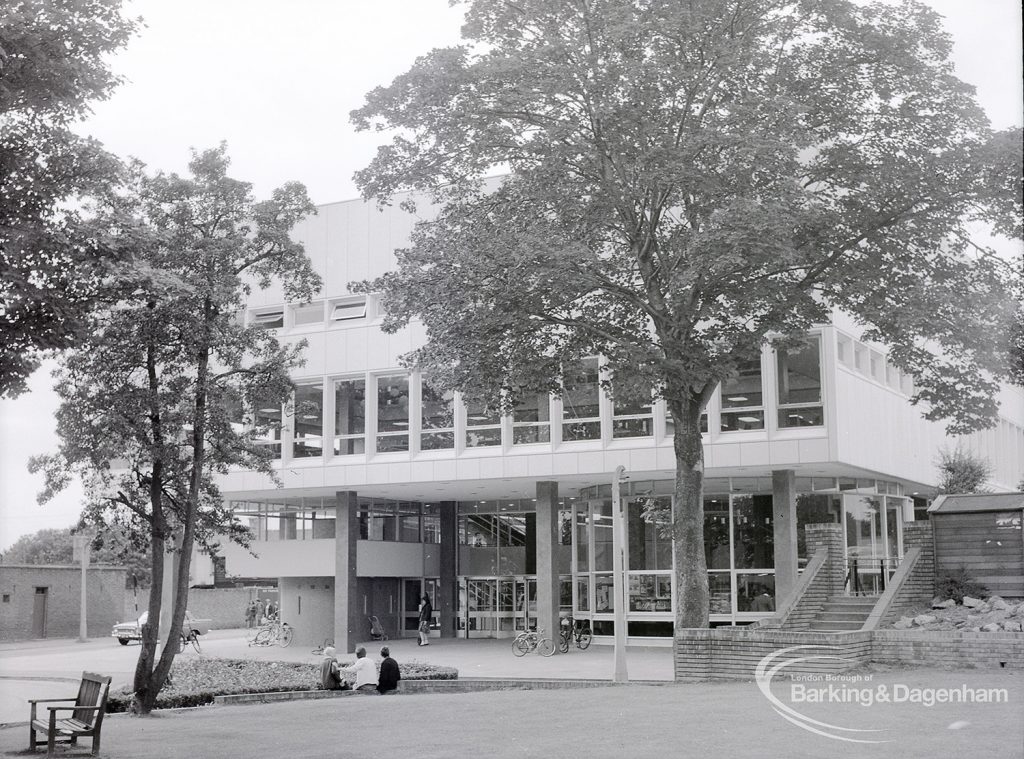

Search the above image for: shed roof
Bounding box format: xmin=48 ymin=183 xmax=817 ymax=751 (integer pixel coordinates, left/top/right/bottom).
xmin=928 ymin=492 xmax=1024 ymax=514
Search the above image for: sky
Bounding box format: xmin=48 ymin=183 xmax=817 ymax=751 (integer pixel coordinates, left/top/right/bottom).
xmin=1 ymin=0 xmax=1022 ymax=552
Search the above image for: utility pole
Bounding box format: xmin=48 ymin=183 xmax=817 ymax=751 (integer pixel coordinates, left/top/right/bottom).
xmin=72 ymin=535 xmax=90 ymax=642
xmin=611 ymin=465 xmax=629 ymax=683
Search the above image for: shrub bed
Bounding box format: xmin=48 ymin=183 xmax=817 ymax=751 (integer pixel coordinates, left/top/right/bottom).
xmin=107 ymin=657 xmax=458 ymax=712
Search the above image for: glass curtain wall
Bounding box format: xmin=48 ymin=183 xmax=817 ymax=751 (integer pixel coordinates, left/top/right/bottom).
xmin=456 ymin=499 xmax=574 ymax=638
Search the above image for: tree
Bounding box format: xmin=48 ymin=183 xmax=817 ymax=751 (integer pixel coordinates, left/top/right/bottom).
xmin=934 ymin=446 xmax=992 ymax=495
xmin=0 ymin=0 xmax=138 ymax=398
xmin=31 ymin=145 xmax=320 ymax=713
xmin=350 ymin=0 xmax=1023 ymax=629
xmin=1 ymin=526 xmax=151 ymax=588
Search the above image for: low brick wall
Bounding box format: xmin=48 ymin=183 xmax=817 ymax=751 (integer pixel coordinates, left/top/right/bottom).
xmin=676 ymin=627 xmax=1024 ymax=680
xmin=675 ymin=628 xmax=873 ymax=681
xmin=873 ymin=631 xmax=1024 ymax=669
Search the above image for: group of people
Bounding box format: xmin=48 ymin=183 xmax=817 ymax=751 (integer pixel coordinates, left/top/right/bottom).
xmin=244 ymin=599 xmax=277 ymax=628
xmin=320 ymin=645 xmax=400 ymax=695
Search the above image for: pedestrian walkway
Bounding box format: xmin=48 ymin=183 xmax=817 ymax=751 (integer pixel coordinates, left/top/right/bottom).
xmin=0 ymin=630 xmax=672 ymax=726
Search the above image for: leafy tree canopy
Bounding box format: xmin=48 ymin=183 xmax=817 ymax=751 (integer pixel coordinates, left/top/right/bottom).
xmin=351 ymin=0 xmax=1022 ymax=627
xmin=1 ymin=526 xmax=151 ymax=588
xmin=935 ymin=446 xmax=992 ymax=495
xmin=31 ymin=145 xmax=320 ymax=711
xmin=0 ymin=0 xmax=138 ymax=398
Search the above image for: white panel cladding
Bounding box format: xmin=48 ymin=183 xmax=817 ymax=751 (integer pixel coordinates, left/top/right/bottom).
xmin=356 ymin=540 xmax=425 ymax=577
xmin=739 ymin=441 xmax=771 ymax=466
xmin=221 ymin=538 xmax=334 ymax=578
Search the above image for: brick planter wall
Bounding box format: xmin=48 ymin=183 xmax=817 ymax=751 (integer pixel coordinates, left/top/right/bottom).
xmin=674 ymin=628 xmax=873 ymax=681
xmin=675 ymin=627 xmax=1024 ymax=680
xmin=873 ymin=630 xmax=1024 ymax=669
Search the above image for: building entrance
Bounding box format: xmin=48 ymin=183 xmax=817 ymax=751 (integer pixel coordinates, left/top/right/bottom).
xmin=457 ymin=576 xmax=536 ymax=638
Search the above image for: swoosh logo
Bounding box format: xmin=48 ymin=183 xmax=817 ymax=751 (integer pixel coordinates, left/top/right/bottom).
xmin=754 ymin=645 xmax=889 ymax=744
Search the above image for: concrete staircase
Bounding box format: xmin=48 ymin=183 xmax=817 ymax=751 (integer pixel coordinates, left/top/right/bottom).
xmin=807 ymin=595 xmax=880 ymax=632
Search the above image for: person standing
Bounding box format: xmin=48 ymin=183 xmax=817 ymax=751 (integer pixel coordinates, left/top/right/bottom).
xmin=342 ymin=647 xmax=379 ymax=694
xmin=417 ymin=594 xmax=433 ymax=646
xmin=377 ymin=646 xmax=400 ymax=694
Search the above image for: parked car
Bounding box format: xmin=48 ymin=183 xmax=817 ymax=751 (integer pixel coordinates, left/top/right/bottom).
xmin=111 ymin=611 xmax=212 ymax=645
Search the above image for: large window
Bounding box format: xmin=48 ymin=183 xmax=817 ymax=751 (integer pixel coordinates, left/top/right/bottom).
xmin=562 ymin=358 xmax=601 ymax=441
xmin=720 ymin=357 xmax=764 ymax=431
xmin=776 ymin=338 xmax=823 ymax=427
xmin=421 ymin=378 xmax=455 ymax=451
xmin=292 ymin=384 xmax=323 ymax=458
xmin=513 ymin=391 xmax=551 ymax=444
xmin=376 ymin=375 xmax=409 ymax=452
xmin=253 ymin=397 xmax=283 ymax=457
xmin=334 ymin=379 xmax=365 ymax=455
xmin=611 ymin=382 xmax=652 ymax=439
xmin=465 ymin=399 xmax=501 ymax=448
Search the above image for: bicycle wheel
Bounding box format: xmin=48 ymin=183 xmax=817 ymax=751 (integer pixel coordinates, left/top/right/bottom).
xmin=280 ymin=624 xmax=293 ymax=647
xmin=188 ymin=630 xmax=202 ymax=653
xmin=577 ymin=628 xmax=592 ymax=650
xmin=512 ymin=636 xmax=531 ymax=657
xmin=177 ymin=634 xmax=186 ymax=654
xmin=558 ymin=635 xmax=569 ymax=654
xmin=537 ymin=638 xmax=555 ymax=657
xmin=253 ymin=628 xmax=273 ymax=647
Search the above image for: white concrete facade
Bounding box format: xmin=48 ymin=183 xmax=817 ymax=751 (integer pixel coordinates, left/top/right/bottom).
xmin=214 ymin=193 xmax=1024 ymax=647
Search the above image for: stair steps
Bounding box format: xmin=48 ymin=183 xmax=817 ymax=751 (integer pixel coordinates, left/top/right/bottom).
xmin=807 ymin=595 xmax=880 ymax=632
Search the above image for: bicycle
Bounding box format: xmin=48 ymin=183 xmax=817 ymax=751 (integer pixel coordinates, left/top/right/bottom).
xmin=178 ymin=628 xmax=202 ymax=653
xmin=249 ymin=619 xmax=293 ymax=647
xmin=311 ymin=638 xmax=333 ymax=656
xmin=557 ymin=616 xmax=592 ymax=653
xmin=512 ymin=627 xmax=554 ymax=657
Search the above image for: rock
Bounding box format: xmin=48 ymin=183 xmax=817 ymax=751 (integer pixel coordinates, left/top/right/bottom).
xmin=894 ymin=618 xmax=912 ymax=630
xmin=989 ymin=596 xmax=1010 ymax=611
xmin=932 ymin=598 xmax=956 ymax=609
xmin=981 ymin=623 xmax=1001 ymax=633
xmin=1002 ymin=621 xmax=1023 ymax=632
xmin=963 ymin=596 xmax=984 ymax=609
xmin=913 ymin=614 xmax=938 ymax=627
xmin=969 ymin=626 xmax=981 ymax=632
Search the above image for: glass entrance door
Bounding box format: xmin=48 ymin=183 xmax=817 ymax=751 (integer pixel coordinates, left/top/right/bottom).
xmin=458 ymin=576 xmax=536 ymax=638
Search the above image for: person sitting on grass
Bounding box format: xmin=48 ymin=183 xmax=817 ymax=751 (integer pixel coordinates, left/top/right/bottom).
xmin=377 ymin=646 xmax=400 ymax=694
xmin=319 ymin=646 xmax=350 ymax=691
xmin=342 ymin=646 xmax=378 ymax=694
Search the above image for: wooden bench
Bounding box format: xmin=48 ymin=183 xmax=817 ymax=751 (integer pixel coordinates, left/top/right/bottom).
xmin=29 ymin=671 xmax=112 ymax=757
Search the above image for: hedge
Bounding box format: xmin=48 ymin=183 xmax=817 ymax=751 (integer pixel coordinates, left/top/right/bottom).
xmin=107 ymin=657 xmax=458 ymax=712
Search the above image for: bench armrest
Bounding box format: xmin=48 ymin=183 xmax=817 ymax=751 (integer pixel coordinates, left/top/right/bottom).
xmin=27 ymin=698 xmax=76 ymax=705
xmin=46 ymin=705 xmax=103 ymax=714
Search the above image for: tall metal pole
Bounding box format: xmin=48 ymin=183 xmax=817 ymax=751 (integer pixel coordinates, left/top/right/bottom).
xmin=612 ymin=465 xmax=629 ymax=682
xmin=73 ymin=535 xmax=90 ymax=642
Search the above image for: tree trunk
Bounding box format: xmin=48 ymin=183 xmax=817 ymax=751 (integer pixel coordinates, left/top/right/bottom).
xmin=671 ymin=393 xmax=710 ymax=629
xmin=133 ymin=338 xmax=169 ymax=714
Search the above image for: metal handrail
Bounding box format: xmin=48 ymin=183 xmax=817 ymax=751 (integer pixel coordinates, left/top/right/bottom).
xmin=845 ymin=556 xmax=901 ymax=595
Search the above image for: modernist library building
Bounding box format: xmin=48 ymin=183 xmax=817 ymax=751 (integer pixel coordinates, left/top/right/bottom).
xmin=211 ymin=194 xmax=1024 ymax=652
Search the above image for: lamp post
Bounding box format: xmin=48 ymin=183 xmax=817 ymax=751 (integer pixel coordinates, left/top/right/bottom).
xmin=611 ymin=465 xmax=628 ymax=682
xmin=72 ymin=535 xmax=90 ymax=642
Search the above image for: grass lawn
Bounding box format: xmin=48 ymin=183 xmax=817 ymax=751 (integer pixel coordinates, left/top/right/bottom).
xmin=3 ymin=668 xmax=1021 ymax=758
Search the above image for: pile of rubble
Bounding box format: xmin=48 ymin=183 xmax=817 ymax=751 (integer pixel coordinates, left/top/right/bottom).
xmin=892 ymin=595 xmax=1024 ymax=632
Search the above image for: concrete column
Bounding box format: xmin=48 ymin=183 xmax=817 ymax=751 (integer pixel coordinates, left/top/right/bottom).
xmin=772 ymin=469 xmax=798 ymax=608
xmin=334 ymin=491 xmax=361 ymax=654
xmin=535 ymin=481 xmax=560 ymax=652
xmin=439 ymin=501 xmax=458 ymax=639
